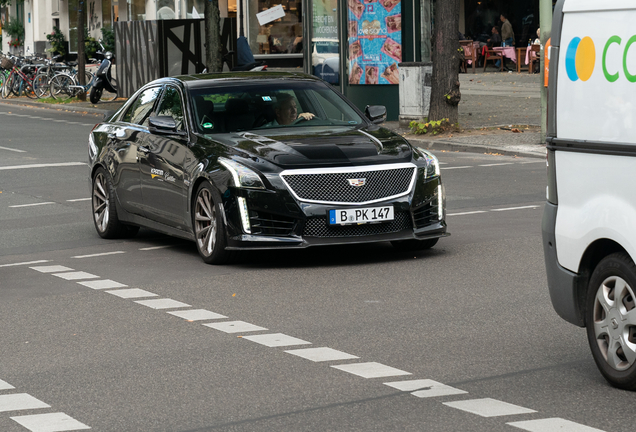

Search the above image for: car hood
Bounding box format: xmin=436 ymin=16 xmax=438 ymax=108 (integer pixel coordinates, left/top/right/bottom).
xmin=206 ymin=126 xmax=413 ymax=169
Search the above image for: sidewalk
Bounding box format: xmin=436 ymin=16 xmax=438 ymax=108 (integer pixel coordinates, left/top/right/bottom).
xmin=0 ymin=71 xmax=545 ymax=158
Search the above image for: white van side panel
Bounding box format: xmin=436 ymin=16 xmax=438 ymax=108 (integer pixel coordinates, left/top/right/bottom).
xmin=557 ymin=9 xmax=636 ymax=144
xmin=563 ymin=0 xmax=636 ymax=13
xmin=555 ymin=151 xmax=636 ymax=272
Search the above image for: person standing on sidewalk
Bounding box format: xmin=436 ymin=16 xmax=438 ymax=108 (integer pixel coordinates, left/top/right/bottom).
xmin=500 ymin=13 xmax=515 ymax=47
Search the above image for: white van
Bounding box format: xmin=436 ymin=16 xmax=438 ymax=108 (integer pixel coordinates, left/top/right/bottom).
xmin=543 ymin=0 xmax=636 ymax=390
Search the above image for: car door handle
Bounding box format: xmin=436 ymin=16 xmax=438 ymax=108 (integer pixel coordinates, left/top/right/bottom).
xmin=138 ymin=146 xmax=150 ymax=153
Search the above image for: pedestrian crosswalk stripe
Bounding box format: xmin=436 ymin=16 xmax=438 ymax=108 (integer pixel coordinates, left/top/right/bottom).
xmin=11 ymin=412 xmax=90 ymax=431
xmin=507 ymin=418 xmax=607 ymax=432
xmin=167 ymin=309 xmax=227 ymax=321
xmin=0 ymin=393 xmax=50 ymax=413
xmin=443 ymin=398 xmax=536 ymax=417
xmin=78 ymin=279 xmax=127 ymax=290
xmin=134 ymin=298 xmax=191 ymax=309
xmin=331 ymin=362 xmax=411 ymax=379
xmin=0 ymin=379 xmax=15 ymax=391
xmin=285 ymin=347 xmax=359 ymax=362
xmin=242 ymin=333 xmax=312 ymax=348
xmin=384 ymin=379 xmax=468 ymax=398
xmin=52 ymin=271 xmax=100 ymax=281
xmin=105 ymin=288 xmax=158 ymax=299
xmin=203 ymin=320 xmax=268 ymax=333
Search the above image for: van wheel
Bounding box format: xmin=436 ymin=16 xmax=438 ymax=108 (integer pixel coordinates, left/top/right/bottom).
xmin=586 ymin=253 xmax=636 ymax=390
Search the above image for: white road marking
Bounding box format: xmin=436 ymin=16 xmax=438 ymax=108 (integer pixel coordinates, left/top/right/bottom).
xmin=479 ymin=163 xmax=514 ymax=167
xmin=167 ymin=309 xmax=227 ymax=321
xmin=78 ymin=279 xmax=127 ymax=290
xmin=66 ymin=198 xmax=91 ymax=202
xmin=518 ymin=160 xmax=545 ymax=164
xmin=0 ymin=379 xmax=15 ymax=390
xmin=441 ymin=166 xmax=473 ymax=170
xmin=11 ymin=412 xmax=90 ymax=431
xmin=31 ymin=265 xmax=74 ymax=273
xmin=0 ymin=393 xmax=50 ymax=413
xmin=384 ymin=379 xmax=467 ymax=399
xmin=71 ymin=251 xmax=125 ymax=259
xmin=443 ymin=398 xmax=536 ymax=417
xmin=203 ymin=320 xmax=268 ymax=333
xmin=491 ymin=205 xmax=540 ymax=212
xmin=508 ymin=418 xmax=607 ymax=432
xmin=139 ymin=245 xmax=174 ymax=251
xmin=285 ymin=347 xmax=359 ymax=362
xmin=105 ymin=288 xmax=158 ymax=299
xmin=0 ymin=162 xmax=85 ymax=171
xmin=242 ymin=333 xmax=312 ymax=348
xmin=0 ymin=146 xmax=26 ymax=153
xmin=134 ymin=298 xmax=191 ymax=309
xmin=9 ymin=202 xmax=56 ymax=208
xmin=331 ymin=362 xmax=411 ymax=379
xmin=52 ymin=271 xmax=99 ymax=281
xmin=447 ymin=211 xmax=488 ymax=216
xmin=0 ymin=260 xmax=49 ymax=268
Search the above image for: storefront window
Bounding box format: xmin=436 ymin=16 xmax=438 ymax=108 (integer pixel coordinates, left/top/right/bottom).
xmin=129 ymin=0 xmax=146 ymax=20
xmin=186 ymin=0 xmax=206 ymax=17
xmin=157 ymin=0 xmax=176 ymax=19
xmin=102 ymin=0 xmax=112 ymax=26
xmin=248 ymin=0 xmax=302 ymax=55
xmin=312 ymin=0 xmax=339 ymax=84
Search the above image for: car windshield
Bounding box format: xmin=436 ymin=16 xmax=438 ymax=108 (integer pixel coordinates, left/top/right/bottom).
xmin=189 ymin=80 xmax=364 ymax=134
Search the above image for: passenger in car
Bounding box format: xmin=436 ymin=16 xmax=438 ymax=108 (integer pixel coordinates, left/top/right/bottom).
xmin=266 ymin=93 xmax=315 ymax=126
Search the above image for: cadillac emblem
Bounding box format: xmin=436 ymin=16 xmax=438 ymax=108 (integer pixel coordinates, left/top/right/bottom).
xmin=347 ymin=178 xmax=367 ymax=187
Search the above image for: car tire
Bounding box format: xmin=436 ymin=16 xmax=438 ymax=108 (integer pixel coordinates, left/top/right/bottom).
xmin=92 ymin=167 xmax=139 ymax=239
xmin=391 ymin=238 xmax=438 ymax=251
xmin=192 ymin=181 xmax=235 ymax=265
xmin=586 ymin=252 xmax=636 ymax=390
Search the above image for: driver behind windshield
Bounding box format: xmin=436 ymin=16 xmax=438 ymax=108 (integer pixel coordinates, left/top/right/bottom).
xmin=267 ymin=93 xmax=315 ymax=126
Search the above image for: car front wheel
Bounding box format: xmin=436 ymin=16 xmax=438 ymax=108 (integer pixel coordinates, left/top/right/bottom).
xmin=193 ymin=182 xmax=234 ymax=264
xmin=586 ymin=252 xmax=636 ymax=390
xmin=92 ymin=167 xmax=139 ymax=239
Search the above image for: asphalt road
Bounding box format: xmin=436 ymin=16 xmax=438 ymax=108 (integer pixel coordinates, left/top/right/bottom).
xmin=0 ymin=104 xmax=632 ymax=432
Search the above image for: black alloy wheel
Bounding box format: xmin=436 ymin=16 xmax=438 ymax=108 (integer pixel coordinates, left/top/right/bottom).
xmin=193 ymin=181 xmax=234 ymax=264
xmin=92 ymin=167 xmax=139 ymax=239
xmin=586 ymin=252 xmax=636 ymax=390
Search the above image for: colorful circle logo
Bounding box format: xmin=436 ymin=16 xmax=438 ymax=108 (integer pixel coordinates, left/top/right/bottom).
xmin=566 ymin=36 xmax=596 ymax=81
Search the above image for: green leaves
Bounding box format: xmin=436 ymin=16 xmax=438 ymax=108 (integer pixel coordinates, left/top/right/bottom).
xmin=409 ymin=118 xmax=451 ymax=135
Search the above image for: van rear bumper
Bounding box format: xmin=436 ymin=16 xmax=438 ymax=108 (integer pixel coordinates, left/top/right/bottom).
xmin=542 ymin=202 xmax=586 ymax=327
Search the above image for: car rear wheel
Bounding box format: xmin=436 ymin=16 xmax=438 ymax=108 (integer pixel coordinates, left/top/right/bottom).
xmin=391 ymin=238 xmax=438 ymax=251
xmin=586 ymin=253 xmax=636 ymax=390
xmin=193 ymin=182 xmax=234 ymax=264
xmin=92 ymin=167 xmax=139 ymax=239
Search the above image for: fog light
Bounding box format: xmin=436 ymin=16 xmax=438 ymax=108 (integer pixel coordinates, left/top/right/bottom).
xmin=437 ymin=185 xmax=444 ymax=220
xmin=237 ymin=197 xmax=251 ymax=234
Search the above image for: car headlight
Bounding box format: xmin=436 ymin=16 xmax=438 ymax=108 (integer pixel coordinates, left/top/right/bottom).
xmin=218 ymin=157 xmax=265 ymax=189
xmin=413 ymin=148 xmax=440 ymax=178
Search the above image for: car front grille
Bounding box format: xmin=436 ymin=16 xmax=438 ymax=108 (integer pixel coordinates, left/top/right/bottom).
xmin=249 ymin=211 xmax=296 ymax=236
xmin=303 ymin=211 xmax=412 ymax=238
xmin=413 ymin=198 xmax=439 ymax=229
xmin=280 ymin=165 xmax=416 ymax=204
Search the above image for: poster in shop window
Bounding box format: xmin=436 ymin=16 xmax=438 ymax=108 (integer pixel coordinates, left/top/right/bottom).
xmin=347 ymin=0 xmax=401 ymax=85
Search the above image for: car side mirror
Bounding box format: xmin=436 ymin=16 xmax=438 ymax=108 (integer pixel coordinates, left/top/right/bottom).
xmin=365 ymin=105 xmax=387 ymax=124
xmin=148 ymin=116 xmax=185 ymax=135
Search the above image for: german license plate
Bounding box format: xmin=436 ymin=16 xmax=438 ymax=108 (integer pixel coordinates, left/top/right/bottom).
xmin=328 ymin=206 xmax=394 ymax=225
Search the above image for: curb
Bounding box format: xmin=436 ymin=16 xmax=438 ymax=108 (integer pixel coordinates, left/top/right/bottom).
xmin=0 ymin=99 xmax=118 ymax=116
xmin=409 ymin=138 xmax=546 ymax=159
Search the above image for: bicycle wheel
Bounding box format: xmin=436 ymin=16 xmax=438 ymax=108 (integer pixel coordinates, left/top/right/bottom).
xmin=11 ymin=74 xmax=23 ymax=96
xmin=49 ymin=74 xmax=75 ymax=100
xmin=101 ymin=78 xmax=118 ymax=102
xmin=23 ymin=80 xmax=38 ymax=99
xmin=33 ymin=73 xmax=50 ymax=98
xmin=0 ymin=74 xmax=13 ymax=99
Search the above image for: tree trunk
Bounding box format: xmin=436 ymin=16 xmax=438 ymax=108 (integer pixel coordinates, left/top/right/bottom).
xmin=204 ymin=0 xmax=223 ymax=72
xmin=428 ymin=0 xmax=460 ymax=123
xmin=77 ymin=0 xmax=86 ymax=101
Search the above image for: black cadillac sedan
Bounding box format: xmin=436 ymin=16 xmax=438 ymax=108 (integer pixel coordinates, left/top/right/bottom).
xmin=88 ymin=72 xmax=447 ymax=264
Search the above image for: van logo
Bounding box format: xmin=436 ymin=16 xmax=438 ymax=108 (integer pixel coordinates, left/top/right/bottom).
xmin=567 ymin=35 xmax=636 ymax=83
xmin=347 ymin=178 xmax=366 ymax=187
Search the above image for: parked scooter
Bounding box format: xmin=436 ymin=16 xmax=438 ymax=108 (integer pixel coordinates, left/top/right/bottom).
xmin=89 ymin=40 xmax=117 ymax=104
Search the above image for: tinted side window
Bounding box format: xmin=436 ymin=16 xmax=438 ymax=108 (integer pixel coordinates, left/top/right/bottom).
xmin=122 ymin=87 xmax=162 ymax=125
xmin=155 ymin=87 xmax=185 ymax=130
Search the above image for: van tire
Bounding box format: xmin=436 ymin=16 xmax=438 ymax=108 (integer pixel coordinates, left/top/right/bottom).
xmin=586 ymin=253 xmax=636 ymax=390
